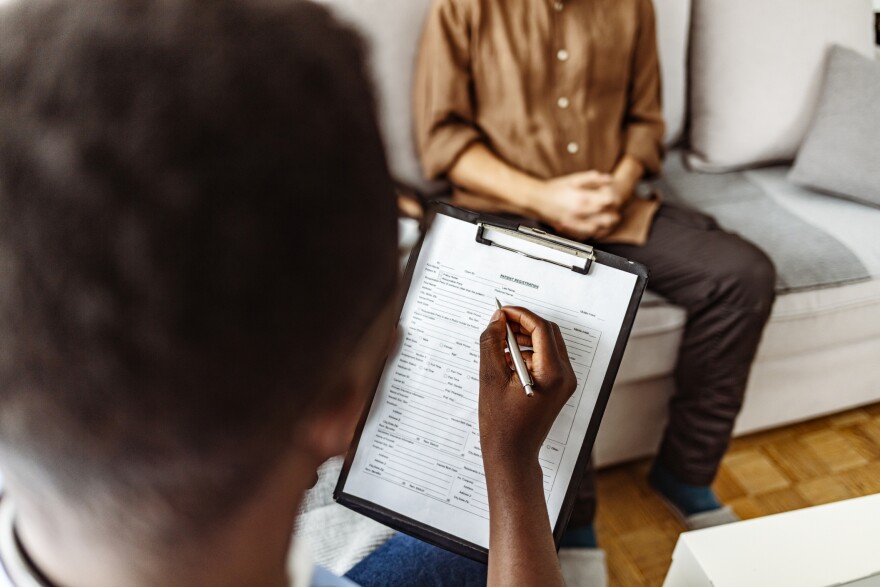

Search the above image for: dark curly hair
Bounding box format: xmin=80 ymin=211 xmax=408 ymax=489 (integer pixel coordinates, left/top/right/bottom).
xmin=0 ymin=0 xmax=397 ymax=531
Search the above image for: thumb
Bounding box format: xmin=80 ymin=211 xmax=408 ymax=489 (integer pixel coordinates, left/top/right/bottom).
xmin=480 ymin=310 xmax=513 ymax=383
xmin=568 ymin=171 xmax=612 ymax=188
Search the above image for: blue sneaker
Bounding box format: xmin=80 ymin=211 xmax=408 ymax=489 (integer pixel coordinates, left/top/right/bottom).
xmin=648 ymin=462 xmax=739 ymax=530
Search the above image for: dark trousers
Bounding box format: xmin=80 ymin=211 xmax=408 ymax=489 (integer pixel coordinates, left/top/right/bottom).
xmin=569 ymin=203 xmax=777 ymax=527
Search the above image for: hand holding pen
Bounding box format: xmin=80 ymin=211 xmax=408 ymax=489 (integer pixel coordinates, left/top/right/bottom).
xmin=478 ymin=304 xmax=578 ymax=464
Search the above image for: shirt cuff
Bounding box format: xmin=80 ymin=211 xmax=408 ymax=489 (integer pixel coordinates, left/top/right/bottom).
xmin=598 ymin=195 xmax=660 ymax=246
xmin=420 ymin=123 xmax=483 ymax=181
xmin=624 ymin=125 xmax=664 ymax=177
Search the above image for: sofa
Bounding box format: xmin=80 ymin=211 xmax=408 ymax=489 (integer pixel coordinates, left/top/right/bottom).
xmin=316 ymin=0 xmax=880 ymax=466
xmin=594 ymin=0 xmax=880 ymax=467
xmin=299 ymin=0 xmax=880 ymax=573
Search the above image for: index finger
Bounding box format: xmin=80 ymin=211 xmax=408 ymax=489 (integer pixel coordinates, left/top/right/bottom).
xmin=498 ymin=306 xmax=545 ymax=333
xmin=499 ymin=306 xmax=559 ymax=356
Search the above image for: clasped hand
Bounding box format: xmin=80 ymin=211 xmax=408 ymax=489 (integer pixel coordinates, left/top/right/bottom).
xmin=539 ymin=171 xmax=626 ymax=241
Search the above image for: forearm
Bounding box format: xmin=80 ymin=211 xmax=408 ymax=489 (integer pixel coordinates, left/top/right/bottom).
xmin=485 ymin=459 xmax=564 ymax=587
xmin=611 ymin=154 xmax=645 ymax=205
xmin=448 ymin=143 xmax=545 ymax=217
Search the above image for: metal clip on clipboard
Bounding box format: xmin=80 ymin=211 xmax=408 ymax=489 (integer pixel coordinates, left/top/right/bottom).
xmin=475 ymin=222 xmax=596 ymax=275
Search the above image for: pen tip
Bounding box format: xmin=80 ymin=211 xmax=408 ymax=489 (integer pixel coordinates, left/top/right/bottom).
xmin=495 ymin=298 xmax=502 ymax=309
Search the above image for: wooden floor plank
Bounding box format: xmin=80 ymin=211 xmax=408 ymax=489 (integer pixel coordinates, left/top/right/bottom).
xmin=726 ymin=426 xmax=795 ymax=451
xmin=595 ymin=402 xmax=880 ymax=587
xmin=801 ymin=429 xmax=869 ymax=473
xmin=752 ymin=487 xmax=811 ymax=516
xmin=862 ymin=403 xmax=880 ymax=417
xmin=722 ymin=450 xmax=791 ymax=494
xmin=603 ymin=537 xmax=648 ymax=587
xmin=829 ymin=409 xmax=870 ymax=427
xmin=839 ymin=420 xmax=880 ymax=461
xmin=761 ymin=437 xmax=828 ymax=483
xmin=726 ymin=495 xmax=766 ymax=520
xmin=837 ymin=461 xmax=880 ymax=495
xmin=795 ymin=475 xmax=856 ymax=506
xmin=616 ymin=526 xmax=677 ymax=587
xmin=863 ymin=417 xmax=880 ymax=446
xmin=712 ymin=461 xmax=747 ymax=502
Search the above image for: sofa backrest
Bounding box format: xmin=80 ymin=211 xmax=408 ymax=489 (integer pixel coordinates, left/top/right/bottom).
xmin=654 ymin=0 xmax=691 ymax=147
xmin=316 ymin=0 xmax=691 ymax=193
xmin=311 ymin=0 xmax=438 ymax=193
xmin=685 ymin=0 xmax=875 ymax=171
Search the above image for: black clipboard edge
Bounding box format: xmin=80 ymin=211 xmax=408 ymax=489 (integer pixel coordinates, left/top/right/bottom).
xmin=550 ymin=249 xmax=648 ymax=546
xmin=333 ymin=202 xmax=648 ymax=562
xmin=335 ymin=492 xmax=489 ymax=563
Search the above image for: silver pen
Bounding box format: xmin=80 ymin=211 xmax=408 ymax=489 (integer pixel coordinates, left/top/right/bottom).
xmin=496 ymin=298 xmax=535 ymax=397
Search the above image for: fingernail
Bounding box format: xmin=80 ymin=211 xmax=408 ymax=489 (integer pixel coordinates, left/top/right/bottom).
xmin=491 ymin=309 xmax=503 ymax=322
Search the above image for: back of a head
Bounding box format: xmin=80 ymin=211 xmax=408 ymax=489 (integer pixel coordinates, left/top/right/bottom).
xmin=0 ymin=0 xmax=397 ymax=532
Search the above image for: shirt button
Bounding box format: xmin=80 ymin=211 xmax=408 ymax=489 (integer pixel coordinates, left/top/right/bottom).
xmin=566 ymin=142 xmax=579 ymax=154
xmin=557 ymin=49 xmax=569 ymax=62
xmin=554 ymin=1 xmax=564 ymax=11
xmin=557 ymin=96 xmax=570 ymax=109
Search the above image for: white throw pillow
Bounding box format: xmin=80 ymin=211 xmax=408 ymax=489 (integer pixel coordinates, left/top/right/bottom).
xmin=687 ymin=0 xmax=875 ymax=172
xmin=653 ymin=0 xmax=692 ymax=147
xmin=312 ymin=0 xmax=445 ymax=195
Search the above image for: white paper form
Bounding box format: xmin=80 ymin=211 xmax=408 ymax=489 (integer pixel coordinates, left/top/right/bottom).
xmin=343 ymin=214 xmax=638 ymax=548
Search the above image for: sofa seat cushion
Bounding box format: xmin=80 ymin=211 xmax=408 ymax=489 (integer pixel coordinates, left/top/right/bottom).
xmin=616 ymin=153 xmax=880 ymax=384
xmin=742 ymin=166 xmax=880 ymax=277
xmin=619 ymin=276 xmax=880 ymax=384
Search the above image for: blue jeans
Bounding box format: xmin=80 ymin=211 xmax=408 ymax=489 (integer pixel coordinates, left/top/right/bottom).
xmin=344 ymin=534 xmax=488 ymax=587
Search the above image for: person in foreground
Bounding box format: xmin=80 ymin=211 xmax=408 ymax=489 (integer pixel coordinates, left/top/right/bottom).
xmin=0 ymin=1 xmax=577 ymax=586
xmin=414 ymin=0 xmax=777 ymax=581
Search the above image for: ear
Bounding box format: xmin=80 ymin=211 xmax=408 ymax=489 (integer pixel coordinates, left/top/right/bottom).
xmin=300 ymin=381 xmax=367 ymax=462
xmin=300 ymin=299 xmax=399 ymax=463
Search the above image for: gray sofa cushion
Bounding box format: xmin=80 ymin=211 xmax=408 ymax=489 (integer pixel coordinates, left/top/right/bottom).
xmin=653 ymin=153 xmax=875 ymax=292
xmin=789 ymin=46 xmax=880 ymax=208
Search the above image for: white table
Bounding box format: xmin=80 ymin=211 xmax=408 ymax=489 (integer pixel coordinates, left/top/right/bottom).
xmin=664 ymin=494 xmax=880 ymax=587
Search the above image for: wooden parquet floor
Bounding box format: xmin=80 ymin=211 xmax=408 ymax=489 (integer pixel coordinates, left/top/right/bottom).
xmin=595 ymin=402 xmax=880 ymax=586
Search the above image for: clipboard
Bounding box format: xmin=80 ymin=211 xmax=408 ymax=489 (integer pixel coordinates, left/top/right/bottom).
xmin=334 ymin=203 xmax=648 ymax=563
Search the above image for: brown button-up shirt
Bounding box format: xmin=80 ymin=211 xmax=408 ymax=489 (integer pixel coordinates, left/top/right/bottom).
xmin=413 ymin=0 xmax=665 ymax=244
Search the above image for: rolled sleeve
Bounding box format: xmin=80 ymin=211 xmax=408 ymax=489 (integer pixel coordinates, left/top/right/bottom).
xmin=413 ymin=0 xmax=483 ymax=180
xmin=623 ymin=0 xmax=665 ymax=176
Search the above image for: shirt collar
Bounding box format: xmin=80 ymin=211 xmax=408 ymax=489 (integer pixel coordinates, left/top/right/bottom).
xmin=0 ymin=498 xmax=52 ymax=587
xmin=1 ymin=495 xmax=311 ymax=587
xmin=287 ymin=537 xmax=314 ymax=587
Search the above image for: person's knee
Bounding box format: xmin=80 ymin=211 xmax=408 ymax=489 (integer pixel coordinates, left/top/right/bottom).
xmin=715 ymin=239 xmax=777 ymax=313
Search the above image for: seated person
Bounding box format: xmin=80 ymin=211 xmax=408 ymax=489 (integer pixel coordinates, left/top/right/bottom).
xmin=0 ymin=0 xmax=578 ymax=586
xmin=414 ymin=0 xmax=777 ymax=579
